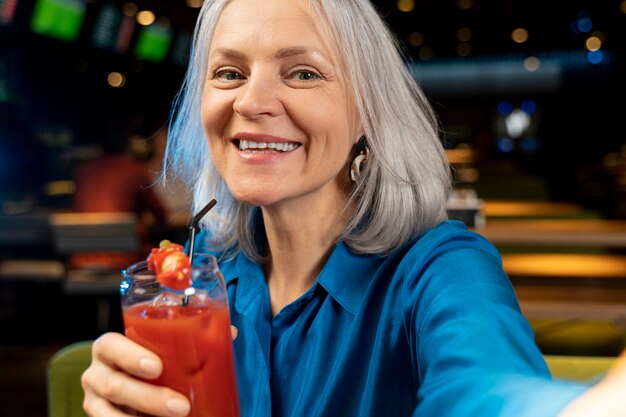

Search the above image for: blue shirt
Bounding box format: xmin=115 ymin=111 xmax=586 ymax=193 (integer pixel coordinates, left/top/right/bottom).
xmin=197 ymin=220 xmax=586 ymax=417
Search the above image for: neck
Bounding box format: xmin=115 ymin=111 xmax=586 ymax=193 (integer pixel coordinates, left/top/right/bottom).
xmin=261 ymin=193 xmax=351 ymax=315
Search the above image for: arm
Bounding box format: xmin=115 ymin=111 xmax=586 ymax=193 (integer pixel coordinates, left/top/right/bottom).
xmin=406 ymin=246 xmax=586 ymax=417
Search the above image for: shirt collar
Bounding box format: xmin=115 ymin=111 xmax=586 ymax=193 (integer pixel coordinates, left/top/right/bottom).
xmin=223 ymin=242 xmax=384 ymax=316
xmin=222 ymin=251 xmax=267 ymax=315
xmin=316 ymin=241 xmax=384 ymax=315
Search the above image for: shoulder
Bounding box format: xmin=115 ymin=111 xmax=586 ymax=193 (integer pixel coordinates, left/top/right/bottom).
xmin=391 ymin=220 xmax=514 ymax=306
xmin=399 ymin=220 xmax=501 ymax=270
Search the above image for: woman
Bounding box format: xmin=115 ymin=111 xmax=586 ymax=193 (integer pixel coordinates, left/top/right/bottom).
xmin=81 ymin=0 xmax=626 ymax=416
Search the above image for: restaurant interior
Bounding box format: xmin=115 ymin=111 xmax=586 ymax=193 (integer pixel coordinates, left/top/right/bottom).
xmin=1 ymin=0 xmax=626 ymax=416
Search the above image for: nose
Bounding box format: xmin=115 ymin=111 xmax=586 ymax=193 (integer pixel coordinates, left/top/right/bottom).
xmin=233 ymin=74 xmax=283 ymax=119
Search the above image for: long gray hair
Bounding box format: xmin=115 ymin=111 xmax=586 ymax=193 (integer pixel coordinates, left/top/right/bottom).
xmin=165 ymin=0 xmax=452 ymax=262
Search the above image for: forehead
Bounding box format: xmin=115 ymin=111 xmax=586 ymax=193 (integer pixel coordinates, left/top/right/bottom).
xmin=217 ymin=0 xmax=316 ymax=25
xmin=211 ymin=0 xmax=337 ymax=56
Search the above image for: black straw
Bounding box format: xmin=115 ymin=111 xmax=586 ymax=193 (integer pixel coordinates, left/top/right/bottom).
xmin=186 ymin=199 xmax=217 ymax=265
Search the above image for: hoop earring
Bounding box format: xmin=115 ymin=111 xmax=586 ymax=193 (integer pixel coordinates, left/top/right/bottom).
xmin=350 ymin=136 xmax=369 ymax=182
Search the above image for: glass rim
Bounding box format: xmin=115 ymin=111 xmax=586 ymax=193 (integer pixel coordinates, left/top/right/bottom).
xmin=122 ymin=253 xmax=219 ymax=280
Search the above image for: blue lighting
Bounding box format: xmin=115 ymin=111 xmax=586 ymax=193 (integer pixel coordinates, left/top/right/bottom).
xmin=497 ymin=101 xmax=513 ymax=116
xmin=521 ymin=100 xmax=537 ymax=114
xmin=496 ymin=137 xmax=514 ymax=153
xmin=119 ymin=279 xmax=130 ymax=295
xmin=519 ymin=137 xmax=540 ymax=154
xmin=576 ymin=17 xmax=593 ymax=33
xmin=587 ymin=50 xmax=604 ymax=64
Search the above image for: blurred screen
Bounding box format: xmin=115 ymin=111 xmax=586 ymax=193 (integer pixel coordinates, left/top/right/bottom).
xmin=30 ymin=0 xmax=86 ymax=41
xmin=0 ymin=0 xmax=19 ymax=26
xmin=91 ymin=2 xmax=135 ymax=54
xmin=134 ymin=22 xmax=172 ymax=63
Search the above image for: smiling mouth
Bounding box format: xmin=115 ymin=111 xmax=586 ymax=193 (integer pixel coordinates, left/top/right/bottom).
xmin=235 ymin=139 xmax=301 ymax=153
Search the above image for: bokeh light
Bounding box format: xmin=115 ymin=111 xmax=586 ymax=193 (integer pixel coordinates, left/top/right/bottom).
xmin=107 ymin=71 xmax=126 ymax=87
xmin=408 ymin=32 xmax=424 ymax=46
xmin=587 ymin=49 xmax=604 ymax=64
xmin=519 ymin=137 xmax=540 ymax=154
xmin=397 ymin=0 xmax=415 ymax=13
xmin=136 ymin=10 xmax=155 ymax=26
xmin=456 ymin=0 xmax=474 ymax=10
xmin=456 ymin=42 xmax=471 ymax=57
xmin=497 ymin=101 xmax=513 ymax=116
xmin=186 ymin=0 xmax=203 ymax=8
xmin=521 ymin=100 xmax=537 ymax=114
xmin=585 ymin=36 xmax=602 ymax=51
xmin=496 ymin=137 xmax=514 ymax=153
xmin=418 ymin=46 xmax=434 ymax=60
xmin=523 ymin=56 xmax=540 ymax=71
xmin=576 ymin=17 xmax=593 ymax=33
xmin=122 ymin=2 xmax=138 ymax=17
xmin=457 ymin=27 xmax=472 ymax=42
xmin=511 ymin=28 xmax=529 ymax=44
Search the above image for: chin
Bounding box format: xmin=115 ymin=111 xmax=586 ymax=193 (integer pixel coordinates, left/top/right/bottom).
xmin=229 ymin=187 xmax=279 ymax=207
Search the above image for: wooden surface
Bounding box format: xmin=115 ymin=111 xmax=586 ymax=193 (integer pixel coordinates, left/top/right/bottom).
xmin=476 ymin=219 xmax=626 ymax=248
xmin=501 ymin=253 xmax=626 ymax=322
xmin=501 ymin=253 xmax=626 ymax=278
xmin=481 ymin=200 xmax=597 ymax=218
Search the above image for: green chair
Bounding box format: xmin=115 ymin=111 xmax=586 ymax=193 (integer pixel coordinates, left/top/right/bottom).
xmin=47 ymin=340 xmax=94 ymax=417
xmin=530 ymin=318 xmax=626 ymax=357
xmin=544 ymin=354 xmax=616 ymax=384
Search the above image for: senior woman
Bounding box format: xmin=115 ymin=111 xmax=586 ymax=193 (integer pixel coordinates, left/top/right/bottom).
xmin=81 ymin=0 xmax=626 ymax=416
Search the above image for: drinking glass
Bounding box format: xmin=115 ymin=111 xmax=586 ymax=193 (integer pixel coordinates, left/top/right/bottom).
xmin=120 ymin=254 xmax=240 ymax=417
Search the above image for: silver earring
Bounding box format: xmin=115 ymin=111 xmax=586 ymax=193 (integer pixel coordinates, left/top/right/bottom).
xmin=350 ymin=136 xmax=369 ymax=182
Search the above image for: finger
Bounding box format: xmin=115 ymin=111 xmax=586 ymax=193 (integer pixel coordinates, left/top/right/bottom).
xmin=82 ymin=362 xmax=137 ymax=417
xmin=231 ymin=325 xmax=238 ymax=340
xmin=92 ymin=332 xmax=162 ymax=379
xmin=83 ymin=393 xmax=137 ymax=417
xmin=82 ymin=359 xmax=190 ymax=417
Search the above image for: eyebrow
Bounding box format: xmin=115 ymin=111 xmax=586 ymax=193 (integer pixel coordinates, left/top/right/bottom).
xmin=210 ymin=48 xmax=246 ymax=60
xmin=274 ymin=46 xmax=330 ymax=61
xmin=210 ymin=46 xmax=331 ymax=62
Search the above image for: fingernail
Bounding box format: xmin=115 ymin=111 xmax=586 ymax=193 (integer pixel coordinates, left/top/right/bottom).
xmin=139 ymin=358 xmax=159 ymax=375
xmin=166 ymin=398 xmax=190 ymax=416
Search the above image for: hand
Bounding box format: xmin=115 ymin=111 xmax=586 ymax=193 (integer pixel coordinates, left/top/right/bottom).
xmin=557 ymin=350 xmax=626 ymax=417
xmin=81 ymin=332 xmax=191 ymax=417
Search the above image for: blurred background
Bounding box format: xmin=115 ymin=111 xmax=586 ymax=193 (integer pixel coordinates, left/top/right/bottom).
xmin=1 ymin=0 xmax=625 ymax=213
xmin=1 ymin=0 xmax=626 ymax=416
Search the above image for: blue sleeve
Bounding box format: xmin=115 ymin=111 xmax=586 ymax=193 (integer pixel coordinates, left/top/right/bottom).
xmin=405 ymin=245 xmax=588 ymax=417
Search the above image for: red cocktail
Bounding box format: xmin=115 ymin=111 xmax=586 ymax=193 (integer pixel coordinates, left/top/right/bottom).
xmin=121 ymin=255 xmax=240 ymax=417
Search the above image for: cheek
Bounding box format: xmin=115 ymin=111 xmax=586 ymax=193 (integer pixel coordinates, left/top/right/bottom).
xmin=201 ymin=96 xmax=220 ymax=136
xmin=201 ymin=94 xmax=232 ymax=152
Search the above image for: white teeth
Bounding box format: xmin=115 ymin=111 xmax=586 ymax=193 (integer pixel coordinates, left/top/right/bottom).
xmin=238 ymin=139 xmax=299 ymax=152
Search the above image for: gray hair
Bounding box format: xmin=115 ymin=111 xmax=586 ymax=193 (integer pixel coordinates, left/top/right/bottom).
xmin=165 ymin=0 xmax=452 ymax=261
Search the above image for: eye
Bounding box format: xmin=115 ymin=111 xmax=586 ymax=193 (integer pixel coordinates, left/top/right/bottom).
xmin=285 ymin=65 xmax=322 ymax=82
xmin=214 ymin=68 xmax=245 ymax=81
xmin=295 ymin=70 xmax=319 ymax=81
